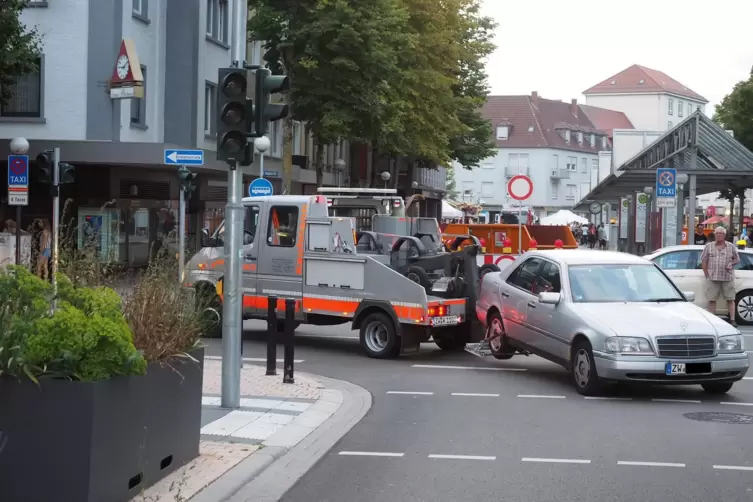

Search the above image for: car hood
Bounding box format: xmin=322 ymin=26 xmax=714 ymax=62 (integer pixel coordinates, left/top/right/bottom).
xmin=572 ymin=301 xmax=735 ymax=337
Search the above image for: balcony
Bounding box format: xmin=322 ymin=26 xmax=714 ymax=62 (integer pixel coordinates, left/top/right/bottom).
xmin=505 ymin=166 xmax=529 ymax=177
xmin=550 ymin=168 xmax=570 ymax=180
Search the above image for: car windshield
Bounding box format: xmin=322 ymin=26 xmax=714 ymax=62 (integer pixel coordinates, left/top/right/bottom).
xmin=568 ymin=264 xmax=684 ymax=303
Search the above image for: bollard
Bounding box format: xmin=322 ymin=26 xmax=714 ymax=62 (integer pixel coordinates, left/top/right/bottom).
xmin=282 ymin=298 xmax=296 ymax=384
xmin=265 ymin=296 xmax=278 ymax=376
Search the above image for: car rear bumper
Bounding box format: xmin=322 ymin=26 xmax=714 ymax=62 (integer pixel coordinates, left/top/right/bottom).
xmin=592 ymin=351 xmax=750 ymax=384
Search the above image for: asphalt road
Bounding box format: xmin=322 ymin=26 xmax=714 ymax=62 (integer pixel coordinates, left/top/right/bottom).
xmin=204 ymin=323 xmax=753 ymax=502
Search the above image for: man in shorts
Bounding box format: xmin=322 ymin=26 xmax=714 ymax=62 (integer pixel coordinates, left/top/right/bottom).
xmin=701 ymin=226 xmax=740 ymax=325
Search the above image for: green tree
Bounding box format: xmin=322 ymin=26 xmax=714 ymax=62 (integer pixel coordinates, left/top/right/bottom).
xmin=444 ymin=165 xmax=457 ymax=199
xmin=0 ymin=0 xmax=43 ymax=107
xmin=713 ymin=67 xmax=753 ymax=152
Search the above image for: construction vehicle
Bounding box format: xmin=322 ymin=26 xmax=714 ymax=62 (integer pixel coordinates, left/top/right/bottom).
xmin=182 ymin=194 xmax=485 ymax=358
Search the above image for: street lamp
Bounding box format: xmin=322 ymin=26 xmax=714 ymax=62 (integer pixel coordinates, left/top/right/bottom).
xmin=9 ymin=137 xmax=29 ymax=266
xmin=380 ymin=171 xmax=390 ymax=188
xmin=254 ymin=136 xmax=270 ymax=180
xmin=334 ymin=158 xmax=346 ymax=187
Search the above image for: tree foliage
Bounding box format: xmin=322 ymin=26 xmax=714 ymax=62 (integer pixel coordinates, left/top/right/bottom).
xmin=713 ymin=67 xmax=753 ymax=153
xmin=0 ymin=0 xmax=42 ymax=107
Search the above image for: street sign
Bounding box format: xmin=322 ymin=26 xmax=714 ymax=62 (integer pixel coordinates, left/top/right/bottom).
xmin=7 ymin=155 xmax=29 ymax=206
xmin=248 ymin=178 xmax=273 ymax=197
xmin=656 ymin=168 xmax=677 ymax=208
xmin=589 ymin=202 xmax=602 ymax=214
xmin=164 ymin=149 xmax=204 ymax=166
xmin=263 ymin=170 xmax=279 ymax=177
xmin=507 ymin=175 xmax=533 ymax=201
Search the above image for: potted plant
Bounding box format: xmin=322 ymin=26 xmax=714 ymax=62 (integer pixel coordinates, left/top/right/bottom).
xmin=0 ymin=260 xmax=205 ymax=502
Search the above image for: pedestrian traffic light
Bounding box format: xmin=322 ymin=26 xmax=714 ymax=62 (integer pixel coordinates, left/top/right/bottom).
xmin=216 ymin=67 xmax=253 ymax=164
xmin=36 ymin=151 xmax=53 ymax=184
xmin=177 ymin=166 xmax=198 ymax=198
xmin=251 ymin=68 xmax=289 ymax=138
xmin=59 ymin=163 xmax=75 ymax=184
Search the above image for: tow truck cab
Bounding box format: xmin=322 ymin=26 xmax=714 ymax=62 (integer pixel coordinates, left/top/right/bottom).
xmin=184 ymin=193 xmax=484 ymax=358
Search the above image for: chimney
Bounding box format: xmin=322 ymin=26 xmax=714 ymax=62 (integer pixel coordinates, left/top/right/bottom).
xmin=571 ymin=98 xmax=578 ymax=116
xmin=531 ymin=91 xmax=538 ymax=106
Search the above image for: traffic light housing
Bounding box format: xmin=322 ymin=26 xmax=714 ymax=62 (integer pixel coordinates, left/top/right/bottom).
xmin=177 ymin=166 xmax=198 ymax=198
xmin=59 ymin=163 xmax=75 ymax=184
xmin=216 ymin=67 xmax=253 ymax=164
xmin=252 ymin=68 xmax=289 ymax=137
xmin=36 ymin=151 xmax=53 ymax=184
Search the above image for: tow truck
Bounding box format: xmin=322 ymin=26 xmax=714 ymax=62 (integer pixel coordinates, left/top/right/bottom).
xmin=183 ymin=193 xmax=485 ymax=358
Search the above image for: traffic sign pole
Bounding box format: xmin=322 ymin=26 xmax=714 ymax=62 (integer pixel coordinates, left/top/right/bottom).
xmin=52 ymin=147 xmax=60 ymax=311
xmin=507 ymin=175 xmax=534 ymax=254
xmin=178 ymin=179 xmax=185 ymax=288
xmin=8 ymin=153 xmax=30 ymax=265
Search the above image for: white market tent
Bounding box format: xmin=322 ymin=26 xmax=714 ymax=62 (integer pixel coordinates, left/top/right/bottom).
xmin=540 ymin=209 xmax=588 ymax=226
xmin=442 ymin=200 xmax=463 ymax=218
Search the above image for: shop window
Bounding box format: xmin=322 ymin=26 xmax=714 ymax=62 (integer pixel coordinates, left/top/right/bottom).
xmin=267 ymin=206 xmax=299 ymax=247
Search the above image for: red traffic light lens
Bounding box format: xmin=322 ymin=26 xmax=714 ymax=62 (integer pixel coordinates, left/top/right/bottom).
xmin=221 ymin=101 xmax=246 ymax=126
xmin=221 ymin=72 xmax=246 ymax=97
xmin=220 ymin=131 xmax=247 ymax=154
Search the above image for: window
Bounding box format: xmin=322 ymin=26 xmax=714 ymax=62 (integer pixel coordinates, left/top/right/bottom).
xmin=508 ymin=153 xmax=529 ymax=174
xmin=536 ymin=261 xmax=562 ymax=294
xmin=569 ymin=264 xmax=683 ymax=303
xmin=591 ymin=158 xmax=599 ymax=172
xmin=590 ymin=134 xmax=595 ymax=147
xmin=697 ymin=104 xmax=702 ymax=113
xmin=678 ymin=100 xmax=684 ymax=117
xmin=462 ymin=181 xmax=474 ymax=196
xmin=243 ymin=206 xmax=260 ymax=244
xmin=668 ymin=121 xmax=673 ymax=129
xmin=653 ymin=250 xmax=697 ymax=270
xmin=0 ymin=57 xmax=43 ymax=119
xmin=507 ymin=258 xmax=544 ymax=294
xmin=130 ymin=65 xmax=147 ymax=128
xmin=206 ymin=0 xmax=229 ymax=45
xmin=482 ymin=162 xmax=494 ymax=169
xmin=601 ymin=136 xmax=607 ymax=149
xmin=551 ymin=182 xmax=558 ymax=199
xmin=496 ymin=125 xmax=509 ymax=140
xmin=204 ymin=81 xmax=216 ymax=137
xmin=567 ymin=156 xmax=577 ymax=172
xmin=566 ymin=184 xmax=577 ymax=200
xmin=132 ymin=0 xmax=148 ymax=20
xmin=580 ymin=158 xmax=587 ymax=173
xmin=551 ymin=154 xmax=559 ymax=171
xmin=577 ymin=132 xmax=583 ymax=144
xmin=668 ymin=98 xmax=674 ymax=115
xmin=481 ymin=182 xmax=494 ymax=197
xmin=267 ymin=206 xmax=299 ymax=247
xmin=692 ymin=252 xmax=753 ymax=271
xmin=565 ymin=130 xmax=571 ymax=143
xmin=688 ymin=102 xmax=693 ymax=116
xmin=528 ymin=125 xmax=535 ymax=132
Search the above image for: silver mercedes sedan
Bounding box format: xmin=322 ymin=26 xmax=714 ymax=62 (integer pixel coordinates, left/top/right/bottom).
xmin=476 ymin=249 xmax=750 ymax=396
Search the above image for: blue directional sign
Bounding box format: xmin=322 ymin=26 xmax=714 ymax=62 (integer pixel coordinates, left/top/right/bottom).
xmin=164 ymin=149 xmax=204 ymax=166
xmin=655 ymin=168 xmax=677 ymax=208
xmin=8 ymin=154 xmax=29 ymax=206
xmin=248 ymin=178 xmax=273 ymax=197
xmin=263 ymin=170 xmax=280 ymax=177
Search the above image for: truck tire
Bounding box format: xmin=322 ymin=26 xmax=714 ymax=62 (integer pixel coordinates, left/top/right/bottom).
xmin=479 ymin=263 xmax=501 ymax=278
xmin=405 ymin=265 xmax=432 ymax=293
xmin=360 ymin=312 xmax=400 ymax=359
xmin=433 ymin=326 xmax=468 ymax=351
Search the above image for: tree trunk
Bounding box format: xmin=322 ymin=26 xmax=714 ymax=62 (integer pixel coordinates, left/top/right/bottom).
xmin=392 ymin=155 xmax=401 ymax=189
xmin=314 ymin=139 xmax=325 ymax=187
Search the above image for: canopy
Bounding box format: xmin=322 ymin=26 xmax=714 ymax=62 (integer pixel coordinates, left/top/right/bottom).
xmin=442 ymin=200 xmax=463 ymax=218
xmin=540 ymin=209 xmax=588 ymax=226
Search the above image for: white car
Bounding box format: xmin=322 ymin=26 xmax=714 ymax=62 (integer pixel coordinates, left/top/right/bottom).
xmin=645 ymin=245 xmax=753 ymax=325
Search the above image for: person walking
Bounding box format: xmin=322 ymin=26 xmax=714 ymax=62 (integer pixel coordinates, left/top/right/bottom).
xmin=36 ymin=219 xmax=51 ymax=280
xmin=701 ymin=226 xmax=740 ymax=326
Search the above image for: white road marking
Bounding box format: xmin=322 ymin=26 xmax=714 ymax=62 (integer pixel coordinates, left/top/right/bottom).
xmin=386 ymin=391 xmax=434 ymax=395
xmin=412 ymin=364 xmax=526 ymax=372
xmin=451 ymin=392 xmax=500 ymax=397
xmin=713 ymin=465 xmax=753 ymax=471
xmin=742 ymin=377 xmax=753 ymax=380
xmin=720 ymin=401 xmax=753 ymax=407
xmin=517 ymin=394 xmax=566 ymax=399
xmin=651 ymin=398 xmax=702 ymax=404
xmin=617 ymin=461 xmax=685 ymax=468
xmin=521 ymin=457 xmax=590 ymax=464
xmin=338 ymin=451 xmax=404 ymax=457
xmin=205 ymin=356 xmax=305 ymax=363
xmin=428 ymin=454 xmax=496 ymax=461
xmin=584 ymin=396 xmax=633 ymax=401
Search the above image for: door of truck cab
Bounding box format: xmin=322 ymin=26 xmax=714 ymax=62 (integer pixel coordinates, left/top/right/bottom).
xmin=255 ymin=200 xmax=307 ymax=316
xmin=241 ymin=202 xmax=263 ymax=316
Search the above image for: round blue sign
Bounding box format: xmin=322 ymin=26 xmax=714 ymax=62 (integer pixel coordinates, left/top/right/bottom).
xmin=248 ymin=178 xmax=273 ymax=197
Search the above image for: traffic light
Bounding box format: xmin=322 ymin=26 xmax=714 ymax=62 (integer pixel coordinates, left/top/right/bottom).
xmin=216 ymin=67 xmax=253 ymax=164
xmin=36 ymin=151 xmax=53 ymax=184
xmin=177 ymin=166 xmax=198 ymax=198
xmin=251 ymin=68 xmax=290 ymax=137
xmin=59 ymin=163 xmax=75 ymax=184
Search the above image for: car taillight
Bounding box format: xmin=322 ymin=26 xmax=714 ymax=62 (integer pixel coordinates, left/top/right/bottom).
xmin=428 ymin=305 xmax=448 ymax=317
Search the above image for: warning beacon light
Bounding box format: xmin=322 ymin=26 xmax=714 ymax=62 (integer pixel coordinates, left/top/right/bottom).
xmin=502 ymin=238 xmax=512 ymax=254
xmin=554 ymin=239 xmax=564 ymax=249
xmin=529 ymin=239 xmax=538 ymax=250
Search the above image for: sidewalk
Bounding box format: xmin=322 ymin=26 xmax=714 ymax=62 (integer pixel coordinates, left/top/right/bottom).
xmin=131 ymin=358 xmax=370 ymax=502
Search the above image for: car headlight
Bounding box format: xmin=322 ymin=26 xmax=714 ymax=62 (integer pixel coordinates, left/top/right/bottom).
xmin=605 ymin=336 xmax=654 ymax=355
xmin=717 ymin=334 xmax=744 ymax=353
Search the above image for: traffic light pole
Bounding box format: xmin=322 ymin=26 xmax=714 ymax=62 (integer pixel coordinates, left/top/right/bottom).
xmin=51 ymin=147 xmax=60 ymax=311
xmin=220 ymin=0 xmax=248 ymax=410
xmin=178 ymin=181 xmax=185 ymax=287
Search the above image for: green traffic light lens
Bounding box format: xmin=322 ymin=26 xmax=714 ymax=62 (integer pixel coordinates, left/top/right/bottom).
xmin=222 ymin=72 xmax=247 ymax=97
xmin=220 ymin=131 xmax=247 ymax=154
xmin=221 ymin=102 xmax=246 ymax=126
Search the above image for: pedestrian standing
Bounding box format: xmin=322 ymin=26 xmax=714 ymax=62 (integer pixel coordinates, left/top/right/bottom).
xmin=693 ymin=224 xmax=707 ymax=245
xmin=701 ymin=226 xmax=740 ymax=326
xmin=36 ymin=219 xmax=51 ymax=280
xmin=597 ymin=223 xmax=607 ymax=250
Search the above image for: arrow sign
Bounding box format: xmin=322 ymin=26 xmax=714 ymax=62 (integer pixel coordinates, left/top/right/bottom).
xmin=164 ymin=149 xmax=204 ymax=166
xmin=248 ymin=178 xmax=273 ymax=197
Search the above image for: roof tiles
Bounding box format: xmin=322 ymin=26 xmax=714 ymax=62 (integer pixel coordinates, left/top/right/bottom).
xmin=582 ymin=64 xmax=707 ymax=103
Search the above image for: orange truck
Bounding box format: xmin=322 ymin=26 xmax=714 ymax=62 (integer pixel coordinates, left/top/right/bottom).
xmin=442 ymin=223 xmax=578 ymax=268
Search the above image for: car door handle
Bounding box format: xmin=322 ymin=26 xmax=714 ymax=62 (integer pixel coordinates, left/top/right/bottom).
xmin=527 ymin=301 xmax=537 ymax=308
xmin=245 ymin=255 xmax=256 ymax=261
xmin=501 ymin=291 xmax=510 ymax=298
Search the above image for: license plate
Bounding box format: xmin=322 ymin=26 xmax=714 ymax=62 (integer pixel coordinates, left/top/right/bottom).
xmin=665 ymin=362 xmax=686 ymax=375
xmin=431 ymin=315 xmax=460 ymax=327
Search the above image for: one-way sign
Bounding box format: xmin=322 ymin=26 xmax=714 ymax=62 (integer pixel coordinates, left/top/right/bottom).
xmin=164 ymin=149 xmax=204 ymax=166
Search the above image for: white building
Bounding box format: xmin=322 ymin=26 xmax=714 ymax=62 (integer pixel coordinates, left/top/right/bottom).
xmin=453 ymin=92 xmax=632 ymax=220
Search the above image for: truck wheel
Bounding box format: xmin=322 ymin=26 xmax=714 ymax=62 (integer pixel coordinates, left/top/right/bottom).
xmin=405 ymin=265 xmax=432 ymax=293
xmin=433 ymin=326 xmax=468 ymax=351
xmin=479 ymin=263 xmax=501 ymax=278
xmin=571 ymin=340 xmax=603 ymax=396
xmin=488 ymin=311 xmax=514 ymax=360
xmin=360 ymin=312 xmax=400 ymax=359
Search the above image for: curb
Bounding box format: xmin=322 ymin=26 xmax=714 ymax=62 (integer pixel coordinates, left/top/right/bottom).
xmin=190 ymin=374 xmax=372 ymax=502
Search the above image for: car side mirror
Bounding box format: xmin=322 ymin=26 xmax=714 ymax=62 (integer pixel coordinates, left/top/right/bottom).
xmin=683 ymin=291 xmax=695 ymax=302
xmin=538 ymin=292 xmax=561 ymax=305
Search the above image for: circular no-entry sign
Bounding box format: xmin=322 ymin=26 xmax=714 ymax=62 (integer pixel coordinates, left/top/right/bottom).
xmin=658 ymin=171 xmax=674 ymax=186
xmin=507 ymin=175 xmax=533 ymax=201
xmin=9 ymin=157 xmax=26 ymax=176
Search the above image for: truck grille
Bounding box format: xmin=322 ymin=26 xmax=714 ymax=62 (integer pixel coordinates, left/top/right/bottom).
xmin=656 ymin=337 xmax=715 ymax=358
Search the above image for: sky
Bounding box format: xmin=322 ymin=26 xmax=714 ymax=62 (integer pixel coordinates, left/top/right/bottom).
xmin=480 ymin=0 xmax=752 ymax=113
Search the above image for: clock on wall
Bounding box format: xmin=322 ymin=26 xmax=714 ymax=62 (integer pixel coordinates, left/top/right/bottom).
xmin=116 ymin=55 xmax=130 ymax=80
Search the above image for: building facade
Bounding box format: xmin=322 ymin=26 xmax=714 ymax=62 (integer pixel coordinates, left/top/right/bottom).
xmin=454 ymin=92 xmax=632 ymax=219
